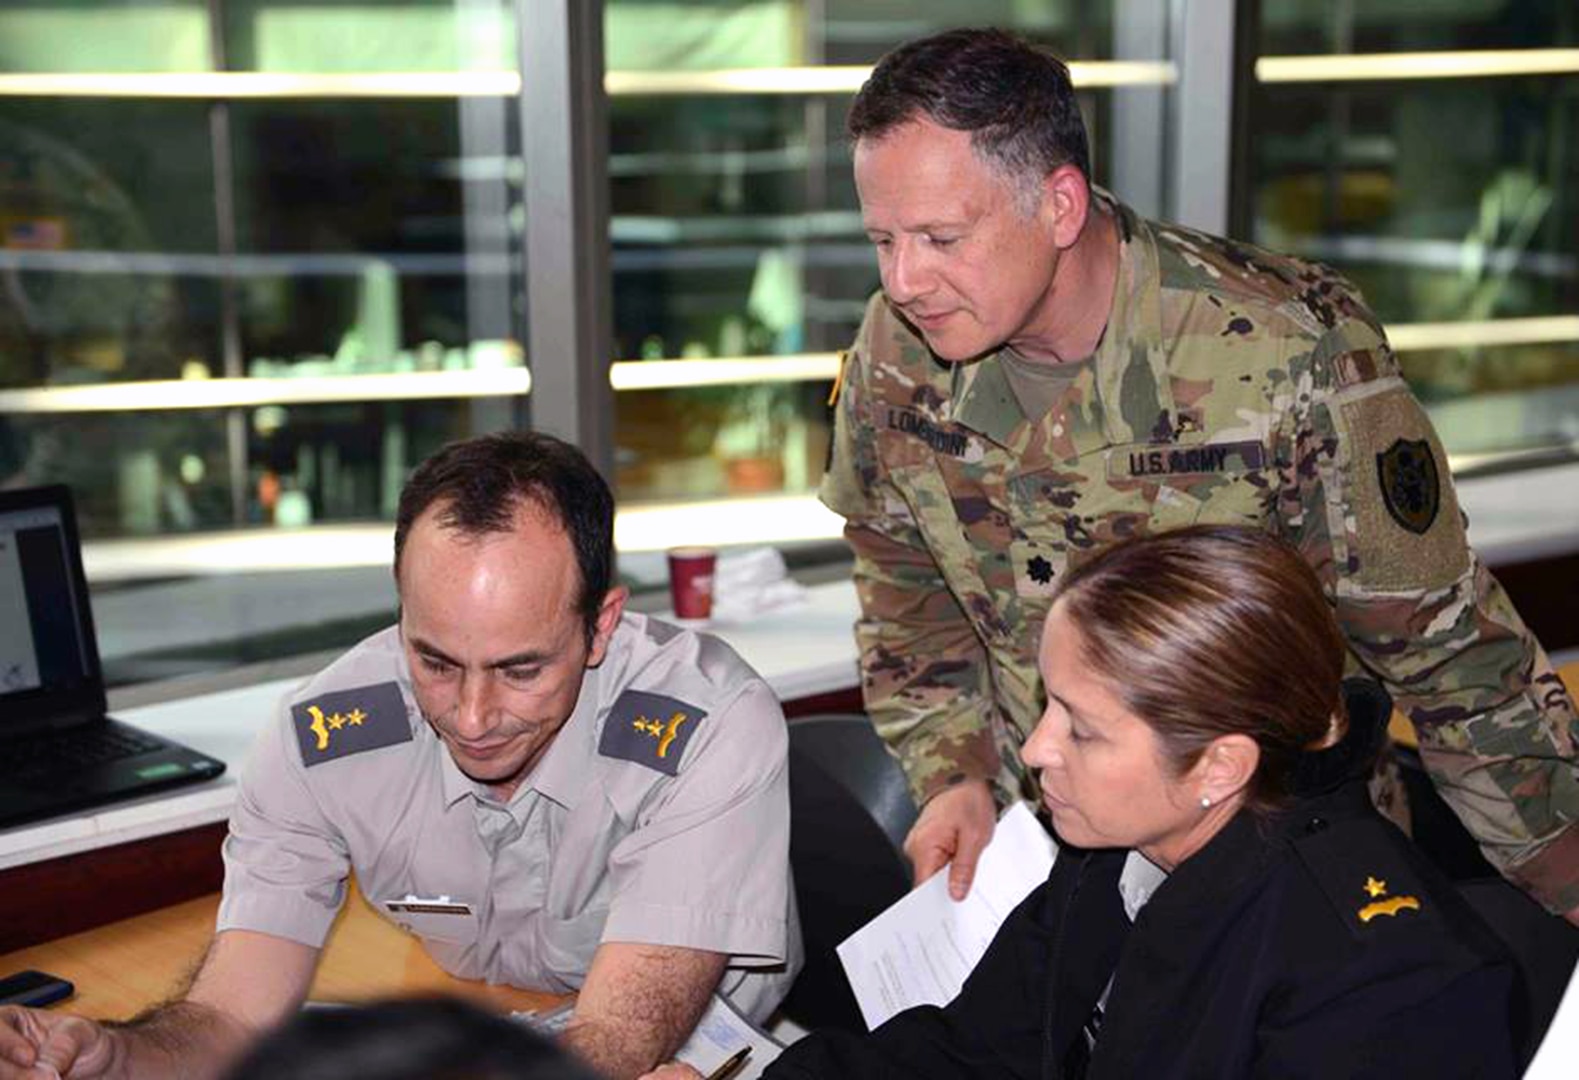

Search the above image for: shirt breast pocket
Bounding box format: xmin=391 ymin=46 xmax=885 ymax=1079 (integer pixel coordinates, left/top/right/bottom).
xmin=1157 ymin=472 xmax=1273 ymax=528
xmin=382 ymin=904 xmax=480 ymax=945
xmin=1101 ymin=440 xmax=1274 ymax=533
xmin=884 ymin=456 xmax=1018 ymax=636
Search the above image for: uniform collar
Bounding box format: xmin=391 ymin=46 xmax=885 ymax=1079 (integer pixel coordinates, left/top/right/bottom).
xmin=948 ymin=356 xmax=1023 ymax=447
xmin=947 ymin=188 xmax=1176 ymax=451
xmin=527 ymin=664 xmax=601 ymax=810
xmin=1139 ymin=707 xmax=1384 ymax=923
xmin=1117 ymin=850 xmax=1168 ymax=922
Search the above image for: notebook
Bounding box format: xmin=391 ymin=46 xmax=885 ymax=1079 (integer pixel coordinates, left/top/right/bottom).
xmin=0 ymin=484 xmax=225 ymax=829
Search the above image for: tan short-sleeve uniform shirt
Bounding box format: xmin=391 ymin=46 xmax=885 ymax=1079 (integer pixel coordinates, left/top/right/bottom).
xmin=218 ymin=613 xmax=801 ymax=1020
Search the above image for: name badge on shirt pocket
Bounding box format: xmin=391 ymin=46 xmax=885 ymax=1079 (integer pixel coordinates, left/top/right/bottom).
xmin=382 ymin=895 xmax=479 ymax=944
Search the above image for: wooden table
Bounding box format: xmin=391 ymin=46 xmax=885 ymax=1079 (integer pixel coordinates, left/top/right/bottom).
xmin=1388 ymin=659 xmax=1579 ymax=750
xmin=0 ymin=883 xmax=562 ymax=1020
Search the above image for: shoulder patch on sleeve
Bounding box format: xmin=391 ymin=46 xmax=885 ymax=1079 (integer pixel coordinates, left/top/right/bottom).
xmin=598 ymin=689 xmax=707 ymax=776
xmin=290 ymin=681 xmax=412 ymax=766
xmin=1334 ymin=385 xmax=1469 ymax=591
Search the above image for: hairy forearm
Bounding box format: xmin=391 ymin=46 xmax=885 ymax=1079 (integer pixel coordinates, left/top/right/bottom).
xmin=563 ymin=982 xmax=712 ymax=1080
xmin=564 ymin=945 xmax=725 ymax=1080
xmin=99 ymin=1000 xmax=252 ymax=1080
xmin=562 ymin=1012 xmax=699 ymax=1080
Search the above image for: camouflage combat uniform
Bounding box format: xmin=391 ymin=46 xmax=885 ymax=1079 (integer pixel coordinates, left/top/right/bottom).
xmin=820 ymin=192 xmax=1579 ymax=913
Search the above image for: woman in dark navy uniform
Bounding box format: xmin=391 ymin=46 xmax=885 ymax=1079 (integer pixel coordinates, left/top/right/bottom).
xmin=649 ymin=525 xmax=1520 ymax=1079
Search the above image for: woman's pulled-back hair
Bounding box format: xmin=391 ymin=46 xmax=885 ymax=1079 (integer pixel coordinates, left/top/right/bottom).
xmin=1051 ymin=525 xmax=1347 ymax=813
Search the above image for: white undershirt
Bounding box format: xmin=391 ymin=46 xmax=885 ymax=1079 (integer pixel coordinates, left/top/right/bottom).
xmin=1118 ymin=850 xmax=1169 ymax=921
xmin=1086 ymin=851 xmax=1170 ymax=1050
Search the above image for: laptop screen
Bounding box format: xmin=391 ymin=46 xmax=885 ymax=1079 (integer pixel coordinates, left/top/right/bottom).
xmin=0 ymin=487 xmax=105 ymax=730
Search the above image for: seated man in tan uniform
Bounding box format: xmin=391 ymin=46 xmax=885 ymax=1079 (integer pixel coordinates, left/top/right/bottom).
xmin=0 ymin=431 xmax=801 ymax=1080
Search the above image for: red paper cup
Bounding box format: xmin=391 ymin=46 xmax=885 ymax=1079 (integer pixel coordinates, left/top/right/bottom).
xmin=667 ymin=546 xmax=717 ymax=620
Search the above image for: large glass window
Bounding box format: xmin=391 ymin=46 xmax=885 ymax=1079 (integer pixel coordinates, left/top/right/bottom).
xmin=0 ymin=1 xmax=526 ymax=532
xmin=1 ymin=0 xmax=1185 ymax=684
xmin=604 ymin=0 xmax=1175 ymax=506
xmin=0 ymin=0 xmax=526 ymax=681
xmin=1247 ymin=1 xmax=1579 ymax=466
xmin=41 ymin=2 xmax=1578 ymax=688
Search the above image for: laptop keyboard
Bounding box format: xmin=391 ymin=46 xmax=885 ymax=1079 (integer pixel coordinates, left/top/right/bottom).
xmin=7 ymin=726 xmax=165 ymax=780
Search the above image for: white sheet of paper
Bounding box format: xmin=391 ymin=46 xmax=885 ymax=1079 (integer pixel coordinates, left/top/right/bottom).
xmin=1521 ymin=957 xmax=1579 ymax=1079
xmin=672 ymin=992 xmax=783 ymax=1079
xmin=836 ymin=801 xmax=1057 ymax=1030
xmin=515 ymin=993 xmax=781 ymax=1078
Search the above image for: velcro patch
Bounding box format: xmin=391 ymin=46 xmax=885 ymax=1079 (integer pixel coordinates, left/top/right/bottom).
xmin=1107 ymin=439 xmax=1266 ymax=479
xmin=1338 ymin=388 xmax=1468 ymax=591
xmin=291 ymin=681 xmax=412 ymax=766
xmin=598 ymin=689 xmax=706 ymax=776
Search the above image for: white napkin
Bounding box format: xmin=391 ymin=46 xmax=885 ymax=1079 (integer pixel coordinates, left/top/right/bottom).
xmin=708 ymin=547 xmax=809 ymax=624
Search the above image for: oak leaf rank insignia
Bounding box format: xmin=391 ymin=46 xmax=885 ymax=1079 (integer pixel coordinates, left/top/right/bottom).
xmin=1356 ymin=874 xmax=1422 ymax=924
xmin=599 ymin=689 xmax=706 ymax=776
xmin=290 ymin=681 xmax=412 ymax=766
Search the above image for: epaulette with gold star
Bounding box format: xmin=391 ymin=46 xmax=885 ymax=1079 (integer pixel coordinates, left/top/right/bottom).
xmin=598 ymin=689 xmax=705 ymax=776
xmin=1292 ymin=816 xmax=1431 ymax=939
xmin=290 ymin=681 xmax=412 ymax=766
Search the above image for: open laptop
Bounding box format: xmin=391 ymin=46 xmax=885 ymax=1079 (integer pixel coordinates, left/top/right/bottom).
xmin=0 ymin=484 xmax=225 ymax=829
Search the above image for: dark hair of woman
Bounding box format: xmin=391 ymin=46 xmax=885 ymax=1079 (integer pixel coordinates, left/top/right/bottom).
xmin=1051 ymin=524 xmax=1349 ymax=813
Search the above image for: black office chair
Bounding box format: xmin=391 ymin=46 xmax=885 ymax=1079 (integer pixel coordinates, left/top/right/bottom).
xmin=780 ymin=713 xmax=918 ymax=1032
xmin=1362 ymin=676 xmax=1579 ymax=1067
xmin=1354 ymin=675 xmax=1500 ymax=878
xmin=1455 ymin=876 xmax=1579 ymax=1069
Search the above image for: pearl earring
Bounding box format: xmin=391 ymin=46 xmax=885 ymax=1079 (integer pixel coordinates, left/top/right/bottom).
xmin=1200 ymin=795 xmax=1212 ymax=809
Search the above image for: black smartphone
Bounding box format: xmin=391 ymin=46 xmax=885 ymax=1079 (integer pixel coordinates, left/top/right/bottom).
xmin=0 ymin=969 xmax=75 ymax=1008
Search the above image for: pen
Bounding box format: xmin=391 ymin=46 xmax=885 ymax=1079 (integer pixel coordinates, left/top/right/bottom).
xmin=705 ymin=1045 xmax=751 ymax=1080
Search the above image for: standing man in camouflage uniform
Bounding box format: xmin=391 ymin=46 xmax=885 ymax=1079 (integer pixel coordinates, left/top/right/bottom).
xmin=823 ymin=27 xmax=1579 ymax=920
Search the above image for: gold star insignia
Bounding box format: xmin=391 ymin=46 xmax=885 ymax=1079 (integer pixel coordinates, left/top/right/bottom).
xmin=1364 ymin=876 xmax=1387 ymax=898
xmin=629 ymin=712 xmax=690 ymax=758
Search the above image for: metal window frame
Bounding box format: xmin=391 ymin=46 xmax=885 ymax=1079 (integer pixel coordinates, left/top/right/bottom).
xmin=517 ymin=0 xmax=614 ymax=476
xmin=1167 ymin=0 xmax=1238 ymax=233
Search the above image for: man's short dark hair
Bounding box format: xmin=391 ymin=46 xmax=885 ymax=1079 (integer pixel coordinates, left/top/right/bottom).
xmin=394 ymin=431 xmax=615 ymax=643
xmin=847 ymin=27 xmax=1092 ymax=200
xmin=223 ymin=996 xmax=600 ymax=1080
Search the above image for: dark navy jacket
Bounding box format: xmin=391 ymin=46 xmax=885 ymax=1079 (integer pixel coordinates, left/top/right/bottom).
xmin=768 ymin=713 xmax=1518 ymax=1079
